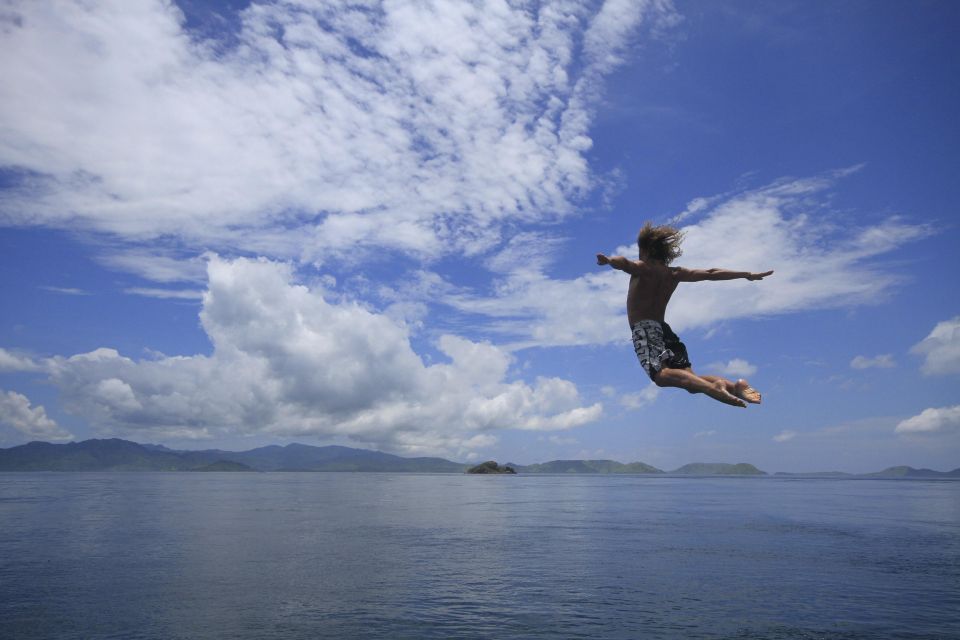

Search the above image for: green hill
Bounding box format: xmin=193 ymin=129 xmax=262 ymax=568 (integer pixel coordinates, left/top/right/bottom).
xmin=0 ymin=439 xmax=468 ymax=472
xmin=861 ymin=465 xmax=960 ymax=478
xmin=671 ymin=462 xmax=766 ymax=476
xmin=0 ymin=439 xmax=199 ymax=471
xmin=513 ymin=459 xmax=663 ymax=474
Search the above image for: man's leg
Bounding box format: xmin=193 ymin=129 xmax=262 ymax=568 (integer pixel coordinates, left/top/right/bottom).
xmin=699 ymin=375 xmax=762 ymax=404
xmin=654 ymin=368 xmax=746 ymax=408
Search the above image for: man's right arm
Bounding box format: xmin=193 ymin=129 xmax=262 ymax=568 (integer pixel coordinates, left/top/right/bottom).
xmin=597 ymin=254 xmax=643 ymax=275
xmin=674 ymin=267 xmax=774 ymax=282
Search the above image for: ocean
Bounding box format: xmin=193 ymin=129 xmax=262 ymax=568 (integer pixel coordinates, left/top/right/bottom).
xmin=1 ymin=473 xmax=958 ymax=639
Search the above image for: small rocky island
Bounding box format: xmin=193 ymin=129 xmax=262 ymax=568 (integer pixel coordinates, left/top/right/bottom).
xmin=467 ymin=461 xmax=517 ymax=474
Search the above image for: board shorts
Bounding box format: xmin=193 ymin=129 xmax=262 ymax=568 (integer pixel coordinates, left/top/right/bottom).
xmin=631 ymin=320 xmax=692 ymax=381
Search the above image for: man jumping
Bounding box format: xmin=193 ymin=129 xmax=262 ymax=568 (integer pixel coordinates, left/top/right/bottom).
xmin=597 ymin=222 xmax=774 ymax=408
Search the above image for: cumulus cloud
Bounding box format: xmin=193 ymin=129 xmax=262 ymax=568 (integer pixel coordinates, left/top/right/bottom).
xmin=0 ymin=348 xmax=42 ymax=373
xmin=42 ymin=256 xmax=600 ymax=455
xmin=443 ymin=170 xmax=933 ymax=347
xmin=911 ymin=317 xmax=960 ymax=375
xmin=850 ymin=354 xmax=895 ymax=370
xmin=619 ymin=384 xmax=660 ymax=409
xmin=707 ymin=358 xmax=757 ymax=377
xmin=895 ymin=406 xmax=960 ymax=435
xmin=0 ymin=0 xmax=675 ymax=264
xmin=773 ymin=430 xmax=797 ymax=442
xmin=0 ymin=390 xmax=72 ymax=441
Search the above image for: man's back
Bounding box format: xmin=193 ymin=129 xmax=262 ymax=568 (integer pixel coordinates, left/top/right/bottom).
xmin=625 ymin=259 xmax=679 ymax=325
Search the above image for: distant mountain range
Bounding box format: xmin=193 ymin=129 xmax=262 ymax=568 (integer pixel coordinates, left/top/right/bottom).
xmin=0 ymin=439 xmax=465 ymax=473
xmin=0 ymin=439 xmax=957 ymax=477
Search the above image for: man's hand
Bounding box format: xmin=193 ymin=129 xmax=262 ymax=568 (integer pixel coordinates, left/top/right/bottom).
xmin=596 ymin=253 xmax=610 ymax=266
xmin=747 ymin=270 xmax=774 ymax=281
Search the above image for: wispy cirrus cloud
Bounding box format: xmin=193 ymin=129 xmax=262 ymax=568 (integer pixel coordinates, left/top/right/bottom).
xmin=123 ymin=287 xmax=204 ymax=300
xmin=0 ymin=0 xmax=677 ymax=266
xmin=850 ymin=354 xmax=895 ymax=370
xmin=40 ymin=286 xmax=90 ymax=296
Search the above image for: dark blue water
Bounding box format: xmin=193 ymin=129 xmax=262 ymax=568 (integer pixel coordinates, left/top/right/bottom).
xmin=1 ymin=473 xmax=958 ymax=639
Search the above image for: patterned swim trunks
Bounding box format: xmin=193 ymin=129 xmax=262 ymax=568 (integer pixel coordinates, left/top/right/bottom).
xmin=631 ymin=320 xmax=692 ymax=381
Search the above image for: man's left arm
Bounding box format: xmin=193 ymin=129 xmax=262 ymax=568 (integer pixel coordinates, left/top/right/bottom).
xmin=675 ymin=267 xmax=774 ymax=282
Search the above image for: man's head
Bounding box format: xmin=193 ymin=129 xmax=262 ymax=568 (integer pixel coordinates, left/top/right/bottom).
xmin=637 ymin=222 xmax=684 ymax=264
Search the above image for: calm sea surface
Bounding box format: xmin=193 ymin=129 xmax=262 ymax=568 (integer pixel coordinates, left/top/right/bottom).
xmin=1 ymin=473 xmax=958 ymax=639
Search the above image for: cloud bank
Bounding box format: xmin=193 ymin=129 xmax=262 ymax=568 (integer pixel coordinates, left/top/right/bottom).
xmin=39 ymin=256 xmax=600 ymax=456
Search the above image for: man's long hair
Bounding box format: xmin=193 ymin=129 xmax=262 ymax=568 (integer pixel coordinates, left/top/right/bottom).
xmin=638 ymin=222 xmax=684 ymax=264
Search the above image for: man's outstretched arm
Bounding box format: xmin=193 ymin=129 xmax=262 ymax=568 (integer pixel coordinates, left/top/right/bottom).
xmin=675 ymin=267 xmax=774 ymax=282
xmin=597 ymin=254 xmax=643 ymax=275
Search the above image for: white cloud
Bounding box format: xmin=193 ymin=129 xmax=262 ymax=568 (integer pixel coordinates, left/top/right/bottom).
xmin=0 ymin=0 xmax=676 ymax=264
xmin=895 ymin=406 xmax=960 ymax=435
xmin=773 ymin=430 xmax=797 ymax=442
xmin=0 ymin=390 xmax=73 ymax=441
xmin=850 ymin=354 xmax=895 ymax=370
xmin=42 ymin=256 xmax=601 ymax=455
xmin=619 ymin=384 xmax=660 ymax=409
xmin=660 ymin=176 xmax=932 ymax=332
xmin=40 ymin=286 xmax=89 ymax=296
xmin=693 ymin=429 xmax=715 ymax=438
xmin=0 ymin=348 xmax=42 ymax=373
xmin=444 ymin=266 xmax=625 ymax=349
xmin=99 ymin=250 xmax=208 ymax=284
xmin=442 ymin=170 xmax=933 ymax=347
xmin=124 ymin=287 xmax=204 ymax=300
xmin=911 ymin=317 xmax=960 ymax=375
xmin=706 ymin=358 xmax=757 ymax=378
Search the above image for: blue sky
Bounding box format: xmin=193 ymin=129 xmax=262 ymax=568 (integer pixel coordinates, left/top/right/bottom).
xmin=1 ymin=0 xmax=958 ymax=473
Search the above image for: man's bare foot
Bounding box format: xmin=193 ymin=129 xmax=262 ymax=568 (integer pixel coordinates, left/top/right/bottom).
xmin=734 ymin=379 xmax=762 ymax=404
xmin=707 ymin=381 xmax=747 ymax=408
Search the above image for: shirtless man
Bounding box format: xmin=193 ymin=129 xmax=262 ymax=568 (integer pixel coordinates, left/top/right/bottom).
xmin=597 ymin=222 xmax=773 ymax=408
